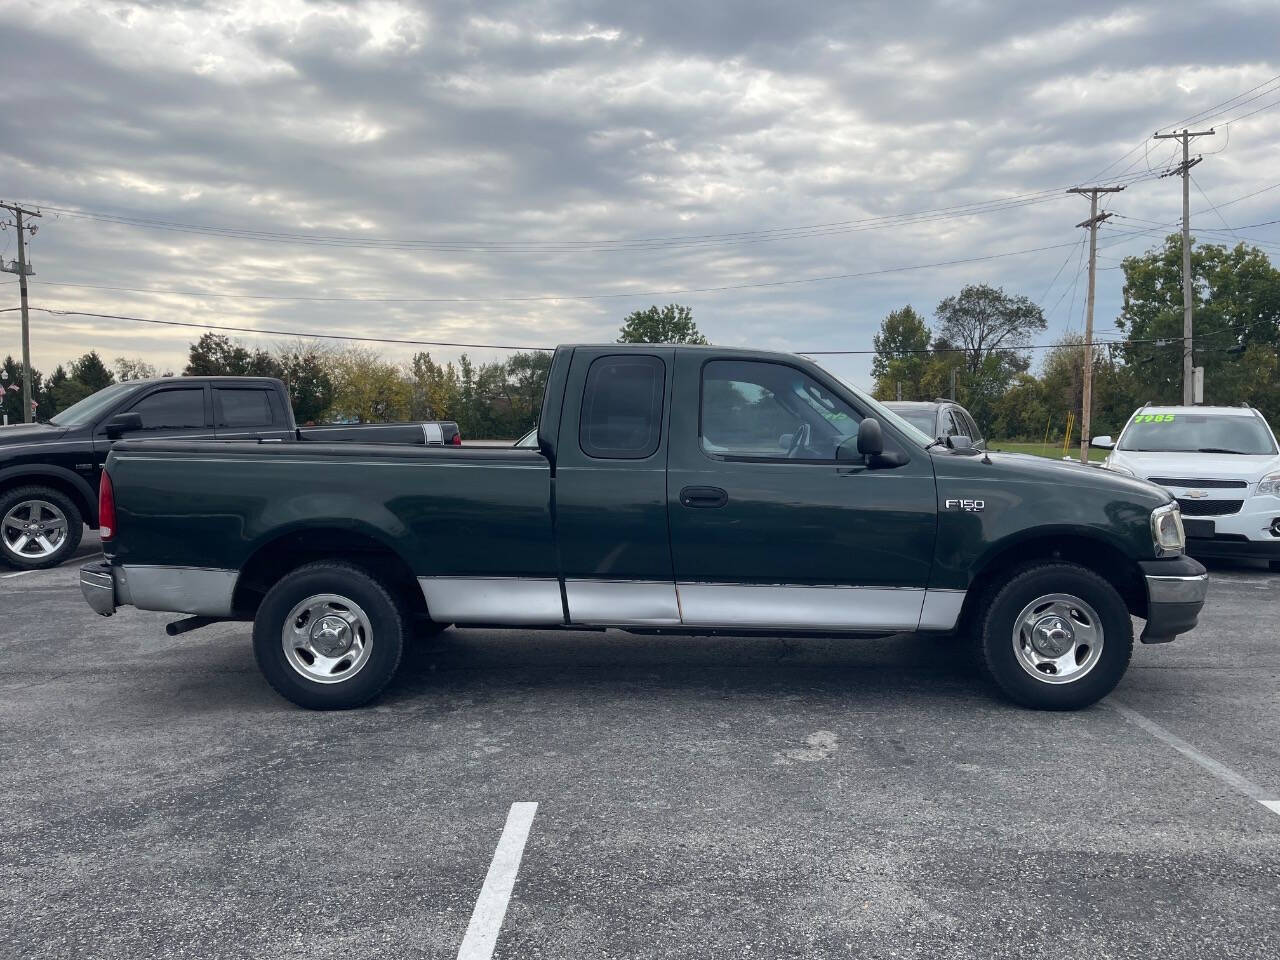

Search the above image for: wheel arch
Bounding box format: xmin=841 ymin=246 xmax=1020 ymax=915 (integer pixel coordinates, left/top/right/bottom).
xmin=0 ymin=465 xmax=97 ymax=526
xmin=957 ymin=531 xmax=1147 ymax=636
xmin=231 ymin=525 xmax=428 ymax=621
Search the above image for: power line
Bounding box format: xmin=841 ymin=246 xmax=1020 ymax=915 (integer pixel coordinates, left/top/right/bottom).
xmin=30 ymin=238 xmax=1088 ymax=304
xmin=20 ymin=172 xmax=1161 ymax=255
xmin=1 ymin=304 xmax=1183 ymax=356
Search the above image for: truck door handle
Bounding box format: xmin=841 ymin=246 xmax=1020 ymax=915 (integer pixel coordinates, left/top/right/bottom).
xmin=680 ymin=486 xmax=728 ymax=508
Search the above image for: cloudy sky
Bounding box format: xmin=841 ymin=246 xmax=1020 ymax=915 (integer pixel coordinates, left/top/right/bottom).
xmin=1 ymin=0 xmax=1278 ymax=388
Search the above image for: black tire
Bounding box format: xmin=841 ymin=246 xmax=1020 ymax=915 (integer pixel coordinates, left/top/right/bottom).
xmin=975 ymin=562 xmax=1133 ymax=710
xmin=0 ymin=485 xmax=84 ymax=570
xmin=253 ymin=561 xmax=406 ymax=710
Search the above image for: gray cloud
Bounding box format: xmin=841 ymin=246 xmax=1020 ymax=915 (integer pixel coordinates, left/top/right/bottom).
xmin=1 ymin=0 xmax=1277 ymax=389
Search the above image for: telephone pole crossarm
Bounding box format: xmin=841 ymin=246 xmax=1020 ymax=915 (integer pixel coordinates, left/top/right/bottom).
xmin=0 ymin=202 xmax=42 ymax=423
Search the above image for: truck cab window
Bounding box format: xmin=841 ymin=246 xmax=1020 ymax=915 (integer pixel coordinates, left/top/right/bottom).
xmin=126 ymin=388 xmax=205 ymax=429
xmin=579 ymin=355 xmax=665 ymax=459
xmin=701 ymin=360 xmax=861 ymax=460
xmin=215 ymin=388 xmax=273 ymax=428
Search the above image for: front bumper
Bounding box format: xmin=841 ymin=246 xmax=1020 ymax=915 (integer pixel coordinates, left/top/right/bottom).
xmin=1139 ymin=556 xmax=1208 ymax=644
xmin=1186 ymin=535 xmax=1280 ymax=561
xmin=80 ymin=559 xmax=120 ymax=617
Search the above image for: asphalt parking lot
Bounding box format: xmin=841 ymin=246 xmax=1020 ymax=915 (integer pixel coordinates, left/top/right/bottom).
xmin=2 ymin=546 xmax=1278 ymax=960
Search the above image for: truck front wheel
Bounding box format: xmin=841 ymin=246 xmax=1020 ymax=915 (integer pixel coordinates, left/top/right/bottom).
xmin=975 ymin=562 xmax=1133 ymax=710
xmin=253 ymin=562 xmax=406 ymax=709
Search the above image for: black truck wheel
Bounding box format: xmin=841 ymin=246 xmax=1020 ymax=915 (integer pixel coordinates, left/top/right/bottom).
xmin=0 ymin=485 xmax=84 ymax=570
xmin=253 ymin=561 xmax=406 ymax=710
xmin=975 ymin=562 xmax=1133 ymax=710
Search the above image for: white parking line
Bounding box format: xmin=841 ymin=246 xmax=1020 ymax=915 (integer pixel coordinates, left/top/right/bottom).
xmin=1 ymin=570 xmax=35 ymax=579
xmin=1113 ymin=701 xmax=1280 ymax=819
xmin=457 ymin=801 xmax=539 ymax=960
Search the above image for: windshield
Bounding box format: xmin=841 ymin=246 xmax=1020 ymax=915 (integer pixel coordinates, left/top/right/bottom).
xmin=1118 ymin=412 xmax=1277 ymax=455
xmin=824 ymin=369 xmax=933 ymax=447
xmin=49 ymin=382 xmax=142 ymax=427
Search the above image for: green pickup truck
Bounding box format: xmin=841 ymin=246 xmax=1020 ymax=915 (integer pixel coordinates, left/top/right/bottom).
xmin=80 ymin=344 xmax=1207 ymax=711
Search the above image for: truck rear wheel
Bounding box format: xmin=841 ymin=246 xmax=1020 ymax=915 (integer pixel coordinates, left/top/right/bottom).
xmin=0 ymin=485 xmax=83 ymax=570
xmin=975 ymin=562 xmax=1133 ymax=710
xmin=253 ymin=562 xmax=406 ymax=709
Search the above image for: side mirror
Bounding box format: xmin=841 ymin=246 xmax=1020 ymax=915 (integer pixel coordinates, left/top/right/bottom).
xmin=947 ymin=434 xmax=973 ymax=451
xmin=1092 ymin=435 xmax=1114 ymax=449
xmin=778 ymin=433 xmax=794 ymax=452
xmin=104 ymin=412 xmax=143 ymax=440
xmin=856 ymin=418 xmax=884 ymax=457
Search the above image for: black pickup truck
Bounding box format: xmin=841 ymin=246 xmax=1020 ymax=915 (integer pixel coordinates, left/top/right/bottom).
xmin=1 ymin=376 xmax=458 ymax=570
xmin=81 ymin=344 xmax=1207 ymax=712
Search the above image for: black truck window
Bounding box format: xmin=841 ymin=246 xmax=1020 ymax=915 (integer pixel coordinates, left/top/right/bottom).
xmin=215 ymin=388 xmax=274 ymax=428
xmin=579 ymin=355 xmax=665 ymax=460
xmin=128 ymin=388 xmax=206 ymax=429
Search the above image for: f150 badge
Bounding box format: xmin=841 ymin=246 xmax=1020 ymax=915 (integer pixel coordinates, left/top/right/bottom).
xmin=945 ymin=498 xmax=985 ymax=512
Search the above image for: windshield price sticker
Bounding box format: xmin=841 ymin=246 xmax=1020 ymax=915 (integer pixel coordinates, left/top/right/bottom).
xmin=1133 ymin=414 xmax=1176 ymax=423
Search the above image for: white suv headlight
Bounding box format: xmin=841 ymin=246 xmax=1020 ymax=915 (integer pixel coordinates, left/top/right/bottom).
xmin=1104 ymin=459 xmax=1135 ymax=477
xmin=1151 ymin=502 xmax=1185 ymax=556
xmin=1258 ymin=472 xmax=1280 ymax=496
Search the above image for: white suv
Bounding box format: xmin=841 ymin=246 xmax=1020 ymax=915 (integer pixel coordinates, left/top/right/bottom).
xmin=1095 ymin=405 xmax=1280 ymax=570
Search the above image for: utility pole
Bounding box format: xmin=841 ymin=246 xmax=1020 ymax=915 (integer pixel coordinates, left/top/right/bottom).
xmin=1067 ymin=185 xmax=1124 ymax=464
xmin=1 ymin=202 xmax=42 ymax=423
xmin=1153 ymin=128 xmax=1214 ymax=405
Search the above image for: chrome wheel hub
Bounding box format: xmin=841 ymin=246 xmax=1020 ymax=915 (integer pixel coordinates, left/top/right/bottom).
xmin=1012 ymin=593 xmax=1104 ymax=685
xmin=2 ymin=500 xmax=69 ymax=560
xmin=282 ymin=594 xmax=373 ymax=684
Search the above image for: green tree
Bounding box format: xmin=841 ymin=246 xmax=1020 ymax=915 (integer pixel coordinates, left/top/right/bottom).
xmin=184 ymin=333 xmax=284 ymax=378
xmin=933 ymin=284 xmax=1046 ymax=427
xmin=408 ymin=352 xmax=461 ymax=423
xmin=871 ymin=305 xmax=932 ymax=400
xmin=1 ymin=356 xmax=44 ymax=423
xmin=70 ymin=351 xmax=115 ymax=392
xmin=617 ymin=304 xmax=708 ymax=344
xmin=1117 ymin=235 xmax=1280 ymax=422
xmin=276 ymin=342 xmax=335 ymax=423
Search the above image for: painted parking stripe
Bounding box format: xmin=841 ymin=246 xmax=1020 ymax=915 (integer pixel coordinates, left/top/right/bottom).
xmin=1 ymin=570 xmax=35 ymax=579
xmin=457 ymin=802 xmax=538 ymax=960
xmin=1113 ymin=702 xmax=1280 ymax=819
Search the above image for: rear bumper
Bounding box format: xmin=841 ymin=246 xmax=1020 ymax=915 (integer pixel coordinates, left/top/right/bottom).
xmin=80 ymin=559 xmax=120 ymax=617
xmin=1139 ymin=556 xmax=1208 ymax=644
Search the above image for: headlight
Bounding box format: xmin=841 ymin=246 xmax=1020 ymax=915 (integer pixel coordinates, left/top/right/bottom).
xmin=1103 ymin=458 xmax=1135 ymax=477
xmin=1151 ymin=502 xmax=1185 ymax=556
xmin=1258 ymin=472 xmax=1280 ymax=496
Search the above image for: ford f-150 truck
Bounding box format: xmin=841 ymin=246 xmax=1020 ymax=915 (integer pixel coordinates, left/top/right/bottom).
xmin=0 ymin=376 xmax=458 ymax=570
xmin=79 ymin=344 xmax=1208 ymax=711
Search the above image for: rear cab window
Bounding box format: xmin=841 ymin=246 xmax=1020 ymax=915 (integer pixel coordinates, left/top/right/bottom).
xmin=579 ymin=355 xmax=665 ymax=459
xmin=214 ymin=388 xmax=275 ymax=428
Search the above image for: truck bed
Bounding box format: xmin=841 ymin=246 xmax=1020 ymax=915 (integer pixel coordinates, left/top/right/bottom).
xmin=106 ymin=439 xmax=555 ymax=580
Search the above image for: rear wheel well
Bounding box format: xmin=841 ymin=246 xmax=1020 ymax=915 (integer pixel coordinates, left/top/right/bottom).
xmin=232 ymin=528 xmax=428 ymax=622
xmin=958 ymin=535 xmax=1146 ymax=636
xmin=0 ymin=474 xmax=95 ymax=526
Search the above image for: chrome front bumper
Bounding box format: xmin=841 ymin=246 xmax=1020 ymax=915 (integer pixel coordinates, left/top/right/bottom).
xmin=1140 ymin=556 xmax=1208 ymax=644
xmin=80 ymin=559 xmax=118 ymax=617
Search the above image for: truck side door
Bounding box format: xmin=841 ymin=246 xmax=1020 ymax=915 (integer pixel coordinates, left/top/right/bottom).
xmin=553 ymin=346 xmax=679 ymax=625
xmin=666 ymin=352 xmax=945 ymax=631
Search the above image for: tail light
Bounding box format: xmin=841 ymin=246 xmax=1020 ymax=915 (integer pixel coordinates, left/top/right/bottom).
xmin=99 ymin=471 xmax=116 ymax=541
xmin=451 ymin=431 xmax=462 ymax=446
